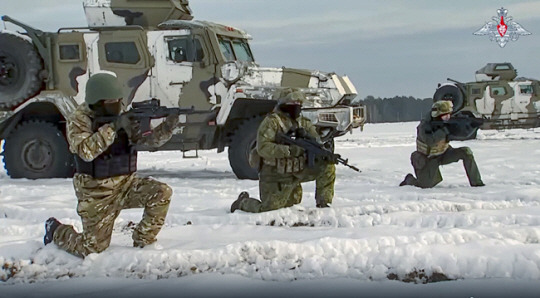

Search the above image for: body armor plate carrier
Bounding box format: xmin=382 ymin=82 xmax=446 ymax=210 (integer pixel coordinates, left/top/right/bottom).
xmin=75 ymin=129 xmax=137 ymax=178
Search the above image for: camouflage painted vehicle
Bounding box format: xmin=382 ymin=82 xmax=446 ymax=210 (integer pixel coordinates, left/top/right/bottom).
xmin=0 ymin=0 xmax=365 ymax=179
xmin=433 ymin=62 xmax=540 ymax=138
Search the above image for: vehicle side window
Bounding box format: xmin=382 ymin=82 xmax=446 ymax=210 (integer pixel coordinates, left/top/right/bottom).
xmin=194 ymin=38 xmax=204 ymax=61
xmin=491 ymin=86 xmax=507 ymax=96
xmin=167 ymin=37 xmax=204 ymax=63
xmin=471 ymin=88 xmax=481 ymax=95
xmin=519 ymin=85 xmax=533 ymax=95
xmin=495 ymin=64 xmax=511 ymax=70
xmin=59 ymin=44 xmax=81 ymax=61
xmin=105 ymin=42 xmax=140 ymax=64
xmin=168 ymin=38 xmax=190 ymax=63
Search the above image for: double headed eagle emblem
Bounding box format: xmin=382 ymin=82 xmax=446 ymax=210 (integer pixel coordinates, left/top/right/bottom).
xmin=474 ymin=7 xmax=531 ymax=48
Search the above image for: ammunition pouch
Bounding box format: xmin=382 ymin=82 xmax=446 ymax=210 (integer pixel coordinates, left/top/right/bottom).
xmin=416 ymin=139 xmax=448 ymax=158
xmin=263 ymin=155 xmax=305 ymax=174
xmin=248 ymin=147 xmax=262 ymax=172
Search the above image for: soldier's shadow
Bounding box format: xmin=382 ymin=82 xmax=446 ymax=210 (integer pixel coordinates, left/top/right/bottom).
xmin=137 ymin=169 xmax=237 ymax=180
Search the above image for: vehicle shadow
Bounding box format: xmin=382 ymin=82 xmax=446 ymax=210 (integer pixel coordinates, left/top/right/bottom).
xmin=137 ymin=169 xmax=238 ymax=180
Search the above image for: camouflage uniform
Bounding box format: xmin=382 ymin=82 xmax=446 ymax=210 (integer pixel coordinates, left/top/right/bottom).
xmin=401 ymin=101 xmax=484 ymax=188
xmin=52 ymin=103 xmax=175 ymax=257
xmin=233 ymin=107 xmax=335 ymax=213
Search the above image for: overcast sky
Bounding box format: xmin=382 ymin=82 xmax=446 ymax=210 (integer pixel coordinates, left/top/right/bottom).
xmin=1 ymin=0 xmax=539 ymax=99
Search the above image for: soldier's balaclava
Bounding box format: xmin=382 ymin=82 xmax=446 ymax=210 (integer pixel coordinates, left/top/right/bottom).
xmin=279 ymin=103 xmax=302 ymax=119
xmin=278 ymin=91 xmax=305 ymax=119
xmin=85 ymin=73 xmax=124 ymax=116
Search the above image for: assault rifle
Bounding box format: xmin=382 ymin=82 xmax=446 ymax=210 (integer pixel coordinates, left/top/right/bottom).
xmin=430 ymin=114 xmax=484 ymax=141
xmin=275 ymin=132 xmax=361 ymax=172
xmin=93 ymin=98 xmax=195 ymax=136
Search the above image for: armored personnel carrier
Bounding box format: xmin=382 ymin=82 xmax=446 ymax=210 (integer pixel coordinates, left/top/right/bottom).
xmin=0 ymin=0 xmax=365 ymax=179
xmin=433 ymin=62 xmax=540 ymax=138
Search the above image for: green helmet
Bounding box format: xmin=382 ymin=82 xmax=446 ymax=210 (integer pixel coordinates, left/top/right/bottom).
xmin=277 ymin=90 xmax=306 ymax=106
xmin=431 ymin=100 xmax=453 ymax=118
xmin=85 ymin=73 xmax=124 ymax=105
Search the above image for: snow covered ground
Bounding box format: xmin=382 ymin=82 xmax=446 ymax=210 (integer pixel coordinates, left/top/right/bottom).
xmin=1 ymin=122 xmax=540 ymax=297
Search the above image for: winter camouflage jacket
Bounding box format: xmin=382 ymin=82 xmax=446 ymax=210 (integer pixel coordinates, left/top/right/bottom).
xmin=257 ymin=110 xmax=320 ymax=173
xmin=67 ymin=103 xmax=175 ymax=169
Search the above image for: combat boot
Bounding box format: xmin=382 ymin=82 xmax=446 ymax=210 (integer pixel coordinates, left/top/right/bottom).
xmin=399 ymin=173 xmax=416 ymax=186
xmin=315 ymin=195 xmax=330 ymax=208
xmin=44 ymin=217 xmax=61 ymax=245
xmin=231 ymin=191 xmax=249 ymax=213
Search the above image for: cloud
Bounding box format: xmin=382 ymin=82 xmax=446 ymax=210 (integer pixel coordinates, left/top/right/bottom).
xmin=214 ymin=1 xmax=540 ymax=47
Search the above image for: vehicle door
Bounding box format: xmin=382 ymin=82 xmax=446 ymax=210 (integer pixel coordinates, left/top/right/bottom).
xmin=97 ymin=29 xmax=153 ymax=106
xmin=511 ymin=82 xmax=534 ymax=114
xmin=151 ymin=30 xmax=215 ymax=110
xmin=488 ymin=83 xmax=513 ymax=116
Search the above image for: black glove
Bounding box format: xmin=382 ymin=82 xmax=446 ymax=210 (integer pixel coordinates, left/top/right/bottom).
xmin=296 ymin=128 xmax=308 ymax=138
xmin=296 ymin=128 xmax=316 ymax=140
xmin=112 ymin=114 xmax=132 ymax=132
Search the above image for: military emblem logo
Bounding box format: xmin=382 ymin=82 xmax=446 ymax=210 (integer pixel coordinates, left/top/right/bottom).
xmin=474 ymin=7 xmax=531 ymax=48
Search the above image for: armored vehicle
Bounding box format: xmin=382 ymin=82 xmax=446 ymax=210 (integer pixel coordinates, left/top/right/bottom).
xmin=0 ymin=0 xmax=365 ymax=179
xmin=433 ymin=62 xmax=540 ymax=138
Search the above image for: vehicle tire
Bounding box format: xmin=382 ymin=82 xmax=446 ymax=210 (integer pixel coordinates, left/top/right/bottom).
xmin=0 ymin=33 xmax=44 ymax=109
xmin=228 ymin=116 xmax=263 ymax=180
xmin=3 ymin=121 xmax=74 ymax=179
xmin=433 ymin=84 xmax=464 ymax=112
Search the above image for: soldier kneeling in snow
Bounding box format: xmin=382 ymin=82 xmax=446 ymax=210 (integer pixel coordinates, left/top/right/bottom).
xmin=400 ymin=100 xmax=484 ymax=188
xmin=44 ymin=73 xmax=178 ymax=257
xmin=230 ymin=91 xmax=336 ymax=213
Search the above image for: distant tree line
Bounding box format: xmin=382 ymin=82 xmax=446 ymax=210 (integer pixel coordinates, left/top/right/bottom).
xmin=361 ymin=96 xmax=433 ymax=123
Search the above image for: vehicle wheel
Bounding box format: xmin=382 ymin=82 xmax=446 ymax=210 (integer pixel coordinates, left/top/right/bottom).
xmin=3 ymin=121 xmax=74 ymax=179
xmin=433 ymin=84 xmax=464 ymax=112
xmin=0 ymin=33 xmax=44 ymax=109
xmin=228 ymin=116 xmax=263 ymax=180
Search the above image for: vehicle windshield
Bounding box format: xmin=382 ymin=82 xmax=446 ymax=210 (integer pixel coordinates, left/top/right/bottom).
xmin=218 ymin=36 xmax=254 ymax=62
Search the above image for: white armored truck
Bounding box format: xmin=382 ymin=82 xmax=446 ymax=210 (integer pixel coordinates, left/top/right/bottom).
xmin=0 ymin=0 xmax=365 ymax=179
xmin=433 ymin=62 xmax=540 ymax=136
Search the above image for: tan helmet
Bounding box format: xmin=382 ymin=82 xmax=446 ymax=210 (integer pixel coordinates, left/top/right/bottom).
xmin=85 ymin=73 xmax=123 ymax=105
xmin=431 ymin=100 xmax=453 ymax=118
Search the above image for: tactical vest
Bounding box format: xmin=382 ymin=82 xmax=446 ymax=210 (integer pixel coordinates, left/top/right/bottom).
xmin=260 ymin=113 xmax=306 ymax=174
xmin=416 ymin=138 xmax=449 ymax=157
xmin=75 ymin=129 xmax=137 ymax=179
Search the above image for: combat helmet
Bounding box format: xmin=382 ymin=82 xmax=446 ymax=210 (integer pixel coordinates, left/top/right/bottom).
xmin=277 ymin=90 xmax=306 ymax=106
xmin=431 ymin=100 xmax=453 ymax=118
xmin=85 ymin=73 xmax=123 ymax=105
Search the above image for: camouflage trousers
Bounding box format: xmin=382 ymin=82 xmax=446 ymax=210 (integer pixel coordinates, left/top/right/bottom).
xmin=238 ymin=160 xmax=336 ymax=213
xmin=53 ymin=173 xmax=172 ymax=258
xmin=405 ymin=146 xmax=483 ymax=188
